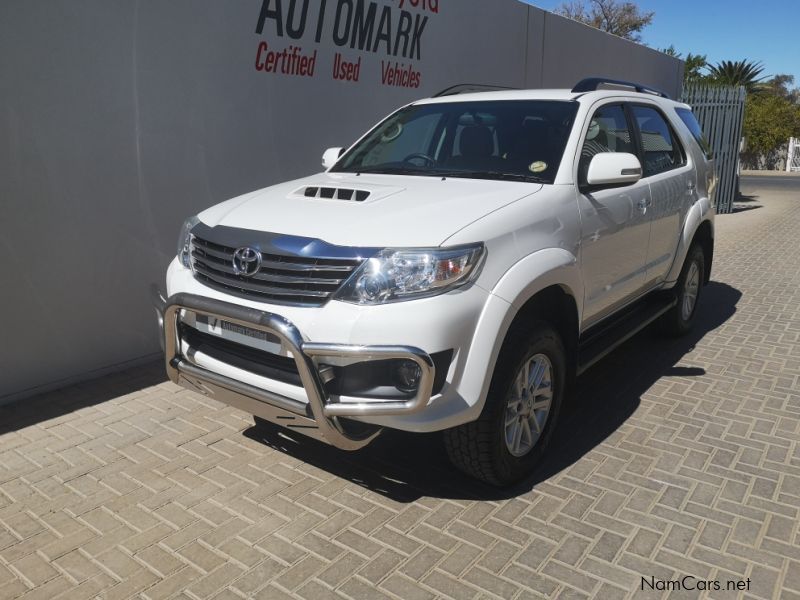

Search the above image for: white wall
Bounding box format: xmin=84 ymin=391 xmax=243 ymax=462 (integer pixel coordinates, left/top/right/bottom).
xmin=0 ymin=0 xmax=682 ymax=402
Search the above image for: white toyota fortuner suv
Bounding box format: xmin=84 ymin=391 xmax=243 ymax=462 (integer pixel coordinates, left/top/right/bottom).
xmin=154 ymin=78 xmax=716 ymax=486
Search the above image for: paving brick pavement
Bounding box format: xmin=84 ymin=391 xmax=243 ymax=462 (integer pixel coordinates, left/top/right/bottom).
xmin=1 ymin=178 xmax=799 ymax=599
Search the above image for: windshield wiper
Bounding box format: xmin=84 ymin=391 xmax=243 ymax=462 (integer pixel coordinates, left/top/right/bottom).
xmin=351 ymin=167 xmax=430 ymax=176
xmin=434 ymin=170 xmax=548 ymax=183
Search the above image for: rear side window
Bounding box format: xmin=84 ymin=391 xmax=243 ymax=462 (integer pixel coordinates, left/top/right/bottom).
xmin=676 ymin=108 xmax=713 ymax=159
xmin=631 ymin=106 xmax=685 ymax=177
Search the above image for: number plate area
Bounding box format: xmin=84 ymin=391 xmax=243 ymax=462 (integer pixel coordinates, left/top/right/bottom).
xmin=185 ymin=312 xmax=290 ymax=357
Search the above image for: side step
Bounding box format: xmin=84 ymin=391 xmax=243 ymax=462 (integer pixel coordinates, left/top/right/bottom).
xmin=577 ymin=293 xmax=677 ymax=375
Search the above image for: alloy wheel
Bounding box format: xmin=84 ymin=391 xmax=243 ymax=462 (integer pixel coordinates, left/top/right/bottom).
xmin=682 ymin=260 xmax=700 ymax=321
xmin=504 ymin=354 xmax=554 ymax=457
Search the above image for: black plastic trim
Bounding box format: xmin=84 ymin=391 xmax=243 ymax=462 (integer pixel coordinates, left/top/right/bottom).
xmin=324 ymin=349 xmax=453 ymax=399
xmin=180 ymin=324 xmax=303 ymax=387
xmin=577 ymin=292 xmax=676 ymax=374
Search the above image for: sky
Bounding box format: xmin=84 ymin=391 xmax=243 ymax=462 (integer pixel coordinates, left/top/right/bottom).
xmin=524 ymin=0 xmax=798 ymax=85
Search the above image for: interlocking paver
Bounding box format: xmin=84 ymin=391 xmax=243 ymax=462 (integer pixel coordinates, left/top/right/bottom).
xmin=1 ymin=178 xmax=799 ymax=598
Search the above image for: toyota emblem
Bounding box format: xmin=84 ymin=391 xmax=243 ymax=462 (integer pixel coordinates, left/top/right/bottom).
xmin=232 ymin=247 xmax=262 ymax=276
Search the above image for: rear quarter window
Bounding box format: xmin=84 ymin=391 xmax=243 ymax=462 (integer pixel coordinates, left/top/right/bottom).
xmin=676 ymin=108 xmax=713 ymax=159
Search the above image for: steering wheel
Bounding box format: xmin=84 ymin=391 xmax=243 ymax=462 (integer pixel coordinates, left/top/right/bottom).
xmin=403 ymin=153 xmax=436 ymax=167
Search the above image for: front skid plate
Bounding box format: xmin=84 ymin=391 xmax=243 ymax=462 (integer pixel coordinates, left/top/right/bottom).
xmin=176 ymin=371 xmax=330 ymax=445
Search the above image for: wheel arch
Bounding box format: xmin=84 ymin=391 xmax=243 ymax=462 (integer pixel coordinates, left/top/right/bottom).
xmin=456 ymin=249 xmax=583 ymax=427
xmin=664 ymin=197 xmax=715 ymax=285
xmin=489 ymin=247 xmax=582 ymax=372
xmin=692 ymin=219 xmax=714 ymax=284
xmin=504 ymin=285 xmax=580 ymax=378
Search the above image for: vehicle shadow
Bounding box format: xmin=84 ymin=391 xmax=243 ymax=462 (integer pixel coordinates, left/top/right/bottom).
xmin=245 ymin=281 xmax=742 ymax=502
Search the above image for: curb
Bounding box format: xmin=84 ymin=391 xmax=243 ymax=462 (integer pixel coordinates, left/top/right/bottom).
xmin=740 ymin=170 xmax=800 ymax=177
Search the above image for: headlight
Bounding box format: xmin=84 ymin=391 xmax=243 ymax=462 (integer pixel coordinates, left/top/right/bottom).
xmin=177 ymin=216 xmax=200 ymax=268
xmin=335 ymin=244 xmax=485 ymax=305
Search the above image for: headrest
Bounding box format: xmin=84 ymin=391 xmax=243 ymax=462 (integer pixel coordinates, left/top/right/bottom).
xmin=460 ymin=126 xmax=494 ymax=158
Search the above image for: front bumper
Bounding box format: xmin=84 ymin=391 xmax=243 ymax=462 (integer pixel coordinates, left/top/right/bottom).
xmin=152 ymin=287 xmax=435 ymax=451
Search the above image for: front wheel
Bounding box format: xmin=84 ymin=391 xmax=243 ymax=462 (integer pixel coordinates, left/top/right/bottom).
xmin=444 ymin=324 xmax=565 ymax=487
xmin=659 ymin=244 xmax=705 ymax=337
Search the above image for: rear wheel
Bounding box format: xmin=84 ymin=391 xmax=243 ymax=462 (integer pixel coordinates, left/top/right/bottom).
xmin=659 ymin=244 xmax=705 ymax=337
xmin=444 ymin=324 xmax=565 ymax=486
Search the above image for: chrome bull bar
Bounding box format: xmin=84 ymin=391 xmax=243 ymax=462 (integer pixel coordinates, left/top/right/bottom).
xmin=152 ymin=288 xmax=435 ymax=451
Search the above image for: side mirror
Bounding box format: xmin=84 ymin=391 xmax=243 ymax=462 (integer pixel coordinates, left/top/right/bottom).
xmin=322 ymin=147 xmax=344 ymax=169
xmin=586 ymin=152 xmax=642 ymax=187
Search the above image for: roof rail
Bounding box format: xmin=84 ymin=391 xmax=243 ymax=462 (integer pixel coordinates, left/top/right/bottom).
xmin=571 ymin=77 xmax=671 ymax=99
xmin=433 ymin=84 xmax=519 ymax=98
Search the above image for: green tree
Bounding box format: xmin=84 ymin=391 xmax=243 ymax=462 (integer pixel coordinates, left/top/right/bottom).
xmin=741 ymin=93 xmax=800 ymax=169
xmin=684 ymin=53 xmax=709 ymax=84
xmin=764 ymin=74 xmax=800 ymax=103
xmin=554 ymin=0 xmax=654 ymax=42
xmin=658 ymin=47 xmax=708 ymax=84
xmin=660 ymin=45 xmax=680 ymax=57
xmin=706 ymin=60 xmax=768 ymax=93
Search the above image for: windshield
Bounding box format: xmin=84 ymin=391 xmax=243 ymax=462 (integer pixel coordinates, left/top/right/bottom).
xmin=332 ymin=100 xmax=578 ymax=184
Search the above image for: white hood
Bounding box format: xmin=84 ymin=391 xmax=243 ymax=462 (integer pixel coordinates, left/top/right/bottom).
xmin=199 ymin=172 xmax=542 ymax=247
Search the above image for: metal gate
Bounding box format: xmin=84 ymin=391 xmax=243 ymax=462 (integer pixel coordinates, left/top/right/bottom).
xmin=787 ymin=138 xmax=800 ymax=172
xmin=681 ymin=85 xmax=746 ymax=214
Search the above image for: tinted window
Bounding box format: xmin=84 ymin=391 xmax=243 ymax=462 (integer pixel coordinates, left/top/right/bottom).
xmin=579 ymin=104 xmax=634 ymax=183
xmin=632 ymin=106 xmax=685 ymax=177
xmin=454 ymin=120 xmax=498 ymax=157
xmin=358 ymin=113 xmax=441 ymax=167
xmin=333 ymin=100 xmax=579 ymax=184
xmin=676 ymin=107 xmax=712 ymax=159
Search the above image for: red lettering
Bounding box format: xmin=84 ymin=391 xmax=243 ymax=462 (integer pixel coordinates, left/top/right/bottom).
xmin=254 ymin=42 xmax=316 ymax=77
xmin=265 ymin=49 xmax=276 ymax=71
xmin=255 ymin=41 xmax=268 ymax=71
xmin=380 ymin=60 xmax=421 ymax=88
xmin=333 ymin=52 xmax=362 ymax=82
xmin=398 ymin=0 xmax=438 ymax=13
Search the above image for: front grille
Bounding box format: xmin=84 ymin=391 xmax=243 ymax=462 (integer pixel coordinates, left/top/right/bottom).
xmin=190 ymin=235 xmax=364 ymax=306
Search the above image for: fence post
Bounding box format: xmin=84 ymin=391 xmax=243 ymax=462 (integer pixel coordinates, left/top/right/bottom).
xmin=680 ymin=84 xmax=747 ymax=214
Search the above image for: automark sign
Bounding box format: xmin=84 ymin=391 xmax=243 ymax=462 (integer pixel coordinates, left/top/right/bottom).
xmin=254 ymin=0 xmax=435 ymax=88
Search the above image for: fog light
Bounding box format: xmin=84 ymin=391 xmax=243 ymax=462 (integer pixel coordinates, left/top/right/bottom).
xmin=396 ymin=360 xmax=422 ymax=392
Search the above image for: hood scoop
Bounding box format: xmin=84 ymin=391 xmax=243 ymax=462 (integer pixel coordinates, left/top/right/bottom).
xmin=285 ymin=178 xmax=405 ymax=204
xmin=295 ymin=186 xmax=371 ymax=202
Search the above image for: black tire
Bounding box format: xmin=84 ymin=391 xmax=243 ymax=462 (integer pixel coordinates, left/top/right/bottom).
xmin=659 ymin=244 xmax=705 ymax=337
xmin=444 ymin=323 xmax=565 ymax=487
